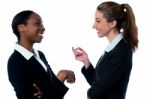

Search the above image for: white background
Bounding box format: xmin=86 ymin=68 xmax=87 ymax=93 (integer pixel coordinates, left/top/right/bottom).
xmin=0 ymin=0 xmax=149 ymax=99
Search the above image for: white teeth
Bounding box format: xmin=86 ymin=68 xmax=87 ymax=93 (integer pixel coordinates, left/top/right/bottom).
xmin=39 ymin=34 xmax=43 ymax=36
xmin=38 ymin=33 xmax=43 ymax=37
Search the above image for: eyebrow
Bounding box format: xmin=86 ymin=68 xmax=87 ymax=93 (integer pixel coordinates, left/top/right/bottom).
xmin=36 ymin=19 xmax=41 ymax=21
xmin=96 ymin=17 xmax=103 ymax=20
xmin=35 ymin=18 xmax=43 ymax=23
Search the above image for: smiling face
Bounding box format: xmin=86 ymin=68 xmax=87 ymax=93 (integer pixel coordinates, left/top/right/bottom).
xmin=19 ymin=12 xmax=45 ymax=44
xmin=92 ymin=10 xmax=113 ymax=38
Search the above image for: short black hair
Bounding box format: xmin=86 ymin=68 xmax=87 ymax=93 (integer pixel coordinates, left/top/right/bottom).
xmin=11 ymin=10 xmax=34 ymax=41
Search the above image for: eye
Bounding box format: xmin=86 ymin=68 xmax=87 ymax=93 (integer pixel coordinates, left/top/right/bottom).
xmin=35 ymin=22 xmax=42 ymax=26
xmin=96 ymin=20 xmax=100 ymax=23
xmin=37 ymin=22 xmax=41 ymax=25
xmin=95 ymin=18 xmax=104 ymax=23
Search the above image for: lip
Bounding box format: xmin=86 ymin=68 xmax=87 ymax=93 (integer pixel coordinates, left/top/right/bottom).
xmin=96 ymin=29 xmax=99 ymax=33
xmin=38 ymin=33 xmax=43 ymax=38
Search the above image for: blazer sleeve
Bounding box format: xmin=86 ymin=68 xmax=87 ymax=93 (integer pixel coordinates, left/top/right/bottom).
xmin=81 ymin=63 xmax=95 ymax=85
xmin=8 ymin=51 xmax=69 ymax=99
xmin=7 ymin=55 xmax=36 ymax=99
xmin=38 ymin=51 xmax=69 ymax=98
xmin=84 ymin=50 xmax=132 ymax=99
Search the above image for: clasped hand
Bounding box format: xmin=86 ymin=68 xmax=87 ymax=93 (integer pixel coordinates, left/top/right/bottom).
xmin=33 ymin=70 xmax=75 ymax=98
xmin=57 ymin=70 xmax=75 ymax=83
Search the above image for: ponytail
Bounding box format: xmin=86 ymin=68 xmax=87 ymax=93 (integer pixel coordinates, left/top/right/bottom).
xmin=122 ymin=4 xmax=139 ymax=52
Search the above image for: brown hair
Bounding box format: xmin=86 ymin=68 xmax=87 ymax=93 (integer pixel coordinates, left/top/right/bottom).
xmin=97 ymin=1 xmax=138 ymax=52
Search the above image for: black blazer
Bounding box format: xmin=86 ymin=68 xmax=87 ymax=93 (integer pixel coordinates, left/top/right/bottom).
xmin=82 ymin=39 xmax=132 ymax=99
xmin=7 ymin=50 xmax=68 ymax=99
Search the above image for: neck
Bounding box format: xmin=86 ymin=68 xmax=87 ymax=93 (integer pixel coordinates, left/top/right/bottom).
xmin=18 ymin=40 xmax=34 ymax=52
xmin=107 ymin=29 xmax=119 ymax=43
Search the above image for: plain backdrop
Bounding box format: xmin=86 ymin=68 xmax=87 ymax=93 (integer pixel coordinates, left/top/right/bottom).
xmin=0 ymin=0 xmax=150 ymax=99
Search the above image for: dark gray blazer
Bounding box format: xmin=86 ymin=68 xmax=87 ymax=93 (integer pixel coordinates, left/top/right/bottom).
xmin=7 ymin=50 xmax=68 ymax=99
xmin=82 ymin=39 xmax=132 ymax=99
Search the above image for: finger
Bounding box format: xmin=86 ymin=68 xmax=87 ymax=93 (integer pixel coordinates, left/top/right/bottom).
xmin=67 ymin=78 xmax=75 ymax=83
xmin=34 ymin=94 xmax=42 ymax=99
xmin=72 ymin=47 xmax=74 ymax=51
xmin=34 ymin=92 xmax=43 ymax=97
xmin=72 ymin=47 xmax=80 ymax=52
xmin=33 ymin=84 xmax=38 ymax=90
xmin=75 ymin=52 xmax=83 ymax=57
xmin=37 ymin=95 xmax=42 ymax=99
xmin=76 ymin=47 xmax=84 ymax=52
xmin=33 ymin=84 xmax=40 ymax=91
xmin=67 ymin=74 xmax=75 ymax=82
xmin=72 ymin=47 xmax=76 ymax=54
xmin=70 ymin=75 xmax=75 ymax=82
xmin=38 ymin=92 xmax=43 ymax=98
xmin=34 ymin=91 xmax=41 ymax=96
xmin=67 ymin=70 xmax=74 ymax=73
xmin=33 ymin=83 xmax=36 ymax=87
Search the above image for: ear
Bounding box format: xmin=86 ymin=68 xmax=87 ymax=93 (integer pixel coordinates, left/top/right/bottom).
xmin=109 ymin=20 xmax=117 ymax=28
xmin=17 ymin=24 xmax=25 ymax=33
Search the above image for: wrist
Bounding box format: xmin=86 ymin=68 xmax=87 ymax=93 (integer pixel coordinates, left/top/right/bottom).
xmin=84 ymin=60 xmax=90 ymax=69
xmin=57 ymin=72 xmax=67 ymax=83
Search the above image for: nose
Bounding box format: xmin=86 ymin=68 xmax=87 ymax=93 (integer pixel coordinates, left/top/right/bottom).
xmin=41 ymin=24 xmax=45 ymax=32
xmin=92 ymin=22 xmax=96 ymax=29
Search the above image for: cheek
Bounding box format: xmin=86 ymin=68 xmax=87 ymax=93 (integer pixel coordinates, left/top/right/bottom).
xmin=97 ymin=22 xmax=105 ymax=29
xmin=98 ymin=25 xmax=110 ymax=36
xmin=100 ymin=22 xmax=110 ymax=30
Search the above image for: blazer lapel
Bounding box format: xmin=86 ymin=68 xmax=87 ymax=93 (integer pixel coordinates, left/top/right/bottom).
xmin=95 ymin=52 xmax=109 ymax=69
xmin=28 ymin=56 xmax=46 ymax=72
xmin=38 ymin=52 xmax=53 ymax=80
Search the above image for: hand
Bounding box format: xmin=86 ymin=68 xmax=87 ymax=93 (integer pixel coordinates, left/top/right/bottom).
xmin=72 ymin=47 xmax=90 ymax=68
xmin=57 ymin=70 xmax=75 ymax=83
xmin=33 ymin=83 xmax=43 ymax=99
xmin=65 ymin=70 xmax=76 ymax=84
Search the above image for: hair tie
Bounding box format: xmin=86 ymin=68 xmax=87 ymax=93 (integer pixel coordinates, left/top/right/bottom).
xmin=121 ymin=4 xmax=127 ymax=12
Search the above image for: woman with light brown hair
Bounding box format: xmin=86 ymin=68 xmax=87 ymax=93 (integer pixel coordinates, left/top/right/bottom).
xmin=72 ymin=1 xmax=138 ymax=99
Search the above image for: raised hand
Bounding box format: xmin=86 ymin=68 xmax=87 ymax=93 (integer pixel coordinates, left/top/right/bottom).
xmin=72 ymin=47 xmax=90 ymax=68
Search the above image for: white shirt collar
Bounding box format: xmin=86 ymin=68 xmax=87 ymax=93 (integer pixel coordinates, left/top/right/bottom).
xmin=14 ymin=43 xmax=39 ymax=60
xmin=105 ymin=33 xmax=123 ymax=52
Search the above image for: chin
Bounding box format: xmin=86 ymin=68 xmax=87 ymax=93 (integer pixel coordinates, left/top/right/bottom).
xmin=98 ymin=34 xmax=103 ymax=38
xmin=36 ymin=40 xmax=42 ymax=43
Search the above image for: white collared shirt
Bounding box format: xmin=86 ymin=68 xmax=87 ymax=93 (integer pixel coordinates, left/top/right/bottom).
xmin=105 ymin=33 xmax=123 ymax=53
xmin=15 ymin=43 xmax=47 ymax=71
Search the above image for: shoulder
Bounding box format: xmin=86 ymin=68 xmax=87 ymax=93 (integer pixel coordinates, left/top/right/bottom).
xmin=103 ymin=40 xmax=133 ymax=69
xmin=7 ymin=51 xmax=27 ymax=72
xmin=112 ymin=39 xmax=132 ymax=55
xmin=107 ymin=39 xmax=133 ymax=62
xmin=8 ymin=50 xmax=24 ymax=63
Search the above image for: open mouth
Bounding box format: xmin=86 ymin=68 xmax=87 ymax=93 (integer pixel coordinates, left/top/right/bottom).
xmin=37 ymin=33 xmax=43 ymax=38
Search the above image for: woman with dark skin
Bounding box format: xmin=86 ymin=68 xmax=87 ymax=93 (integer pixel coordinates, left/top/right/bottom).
xmin=72 ymin=1 xmax=138 ymax=99
xmin=8 ymin=10 xmax=75 ymax=99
